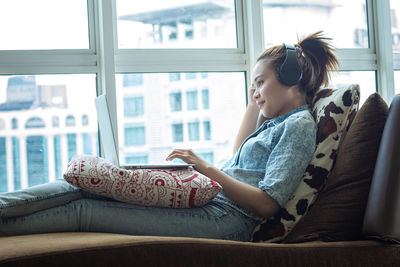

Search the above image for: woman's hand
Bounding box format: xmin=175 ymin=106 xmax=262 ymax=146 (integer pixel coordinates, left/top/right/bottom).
xmin=248 ymin=83 xmax=257 ymax=107
xmin=165 ymin=149 xmax=211 ymax=173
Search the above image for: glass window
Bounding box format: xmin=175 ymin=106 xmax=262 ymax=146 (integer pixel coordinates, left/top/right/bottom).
xmin=125 ymin=154 xmax=148 ymax=164
xmin=82 ymin=133 xmax=92 ymax=155
xmin=0 ymin=74 xmax=97 ymax=192
xmin=392 ymin=0 xmax=400 ymax=53
xmin=67 ymin=133 xmax=77 ymax=161
xmin=66 ymin=115 xmax=76 ymax=127
xmin=11 ymin=118 xmax=18 ymax=130
xmin=186 ymin=90 xmax=198 ymax=110
xmin=125 ymin=125 xmax=146 ymax=146
xmin=169 ymin=92 xmax=182 ymax=112
xmin=172 ymin=123 xmax=184 ymax=142
xmin=329 ymin=71 xmax=376 ymax=106
xmin=185 ymin=73 xmax=197 ymax=80
xmin=263 ymin=0 xmax=368 ymax=48
xmin=82 ymin=115 xmax=89 ymax=126
xmin=26 ymin=135 xmax=48 ymax=187
xmin=124 ymin=96 xmax=144 ymax=117
xmin=54 ymin=135 xmax=62 ymax=180
xmin=25 ymin=117 xmax=46 ymax=129
xmin=0 ymin=0 xmax=89 ymax=50
xmin=394 ymin=71 xmax=400 ymax=95
xmin=12 ymin=137 xmax=21 ymax=191
xmin=115 ymin=72 xmax=246 ymax=165
xmin=203 ymin=121 xmax=211 ymax=141
xmin=169 ymin=73 xmax=181 ymax=82
xmin=116 ymin=0 xmax=237 ymax=48
xmin=188 ymin=121 xmax=200 ymax=141
xmin=123 ymin=74 xmax=143 ymax=87
xmin=0 ymin=137 xmax=6 ymax=192
xmin=52 ymin=116 xmax=59 ymax=128
xmin=202 ymin=88 xmax=210 ymax=109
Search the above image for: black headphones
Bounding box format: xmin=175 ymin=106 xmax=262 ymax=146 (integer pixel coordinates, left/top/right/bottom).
xmin=277 ymin=43 xmax=303 ymax=86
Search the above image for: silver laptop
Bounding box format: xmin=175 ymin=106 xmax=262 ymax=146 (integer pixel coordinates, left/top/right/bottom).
xmin=94 ymin=94 xmax=194 ymax=169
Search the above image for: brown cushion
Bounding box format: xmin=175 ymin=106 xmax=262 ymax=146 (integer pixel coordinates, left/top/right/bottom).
xmin=283 ymin=93 xmax=389 ymax=243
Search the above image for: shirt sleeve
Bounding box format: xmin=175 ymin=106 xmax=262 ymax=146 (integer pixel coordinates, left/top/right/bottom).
xmin=258 ymin=115 xmax=316 ymax=207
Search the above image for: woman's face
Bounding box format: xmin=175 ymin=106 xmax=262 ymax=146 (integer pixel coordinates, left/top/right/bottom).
xmin=252 ymin=59 xmax=294 ymax=118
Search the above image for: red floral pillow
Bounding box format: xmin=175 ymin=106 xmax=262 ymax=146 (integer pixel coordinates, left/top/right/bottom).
xmin=63 ymin=155 xmax=222 ymax=208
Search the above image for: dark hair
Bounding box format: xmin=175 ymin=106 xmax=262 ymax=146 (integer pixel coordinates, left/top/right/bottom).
xmin=257 ymin=31 xmax=339 ymax=104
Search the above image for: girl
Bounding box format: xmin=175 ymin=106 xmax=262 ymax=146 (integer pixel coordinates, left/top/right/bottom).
xmin=0 ymin=32 xmax=338 ymax=242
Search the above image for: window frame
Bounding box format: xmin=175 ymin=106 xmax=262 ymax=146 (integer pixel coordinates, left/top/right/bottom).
xmin=0 ymin=0 xmax=396 ymax=175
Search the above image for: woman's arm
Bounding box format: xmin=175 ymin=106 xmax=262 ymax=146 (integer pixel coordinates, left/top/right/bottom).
xmin=166 ymin=149 xmax=280 ymax=219
xmin=232 ymin=85 xmax=261 ymax=153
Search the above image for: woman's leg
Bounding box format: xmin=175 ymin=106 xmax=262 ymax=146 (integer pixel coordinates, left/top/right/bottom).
xmin=1 ymin=196 xmax=260 ymax=241
xmin=78 ymin=198 xmax=259 ymax=241
xmin=0 ymin=179 xmax=83 ymax=219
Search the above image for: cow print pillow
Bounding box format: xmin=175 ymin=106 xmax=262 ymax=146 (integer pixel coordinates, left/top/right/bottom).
xmin=251 ymin=84 xmax=360 ymax=243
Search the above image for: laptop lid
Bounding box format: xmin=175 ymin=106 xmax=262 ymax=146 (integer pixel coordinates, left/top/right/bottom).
xmin=95 ymin=94 xmax=194 ymax=169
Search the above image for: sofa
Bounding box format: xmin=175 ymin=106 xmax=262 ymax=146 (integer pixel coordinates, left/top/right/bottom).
xmin=1 ymin=92 xmax=399 ymax=267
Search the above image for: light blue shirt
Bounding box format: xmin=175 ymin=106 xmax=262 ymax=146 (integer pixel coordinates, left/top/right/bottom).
xmin=215 ymin=105 xmax=317 ymax=220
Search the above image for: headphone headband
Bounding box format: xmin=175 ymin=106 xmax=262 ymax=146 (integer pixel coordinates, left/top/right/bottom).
xmin=277 ymin=43 xmax=303 ymax=86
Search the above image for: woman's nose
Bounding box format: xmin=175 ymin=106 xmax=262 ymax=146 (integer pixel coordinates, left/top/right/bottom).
xmin=253 ymin=88 xmax=260 ymax=99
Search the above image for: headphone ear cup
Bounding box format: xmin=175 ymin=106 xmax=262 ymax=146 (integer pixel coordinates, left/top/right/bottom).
xmin=278 ymin=44 xmax=303 ymax=86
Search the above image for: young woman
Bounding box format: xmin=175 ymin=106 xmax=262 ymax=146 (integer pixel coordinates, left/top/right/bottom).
xmin=0 ymin=32 xmax=338 ymax=241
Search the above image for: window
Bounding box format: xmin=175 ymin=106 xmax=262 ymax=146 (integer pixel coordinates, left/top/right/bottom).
xmin=201 ymin=88 xmax=210 ymax=109
xmin=116 ymin=0 xmax=237 ymax=48
xmin=0 ymin=137 xmax=6 ymax=192
xmin=82 ymin=133 xmax=92 ymax=154
xmin=12 ymin=137 xmax=21 ymax=191
xmin=169 ymin=73 xmax=181 ymax=82
xmin=124 ymin=96 xmax=144 ymax=117
xmin=123 ymin=74 xmax=143 ymax=87
xmin=52 ymin=116 xmax=59 ymax=128
xmin=1 ymin=1 xmax=396 ymax=195
xmin=124 ymin=125 xmax=146 ymax=146
xmin=188 ymin=121 xmax=200 ymax=141
xmin=169 ymin=92 xmax=182 ymax=112
xmin=262 ymin=0 xmax=369 ymax=48
xmin=186 ymin=90 xmax=198 ymax=110
xmin=0 ymin=0 xmax=89 ymax=50
xmin=11 ymin=118 xmax=18 ymax=129
xmin=66 ymin=115 xmax=76 ymax=127
xmin=172 ymin=123 xmax=184 ymax=142
xmin=82 ymin=115 xmax=89 ymax=126
xmin=67 ymin=134 xmax=77 ymax=161
xmin=26 ymin=136 xmax=48 ymax=187
xmin=25 ymin=117 xmax=46 ymax=129
xmin=203 ymin=121 xmax=211 ymax=141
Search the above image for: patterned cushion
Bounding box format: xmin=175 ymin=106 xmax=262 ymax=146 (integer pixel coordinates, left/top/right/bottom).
xmin=63 ymin=155 xmax=222 ymax=208
xmin=251 ymin=84 xmax=360 ymax=242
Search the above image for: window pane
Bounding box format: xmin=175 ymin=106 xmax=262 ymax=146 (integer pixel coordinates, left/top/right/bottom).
xmin=124 ymin=96 xmax=145 ymax=117
xmin=0 ymin=74 xmax=98 ymax=192
xmin=115 ymin=72 xmax=246 ymax=165
xmin=329 ymin=71 xmax=376 ymax=106
xmin=391 ymin=0 xmax=400 ymax=53
xmin=263 ymin=0 xmax=368 ymax=48
xmin=394 ymin=71 xmax=400 ymax=95
xmin=0 ymin=0 xmax=89 ymax=50
xmin=116 ymin=0 xmax=237 ymax=48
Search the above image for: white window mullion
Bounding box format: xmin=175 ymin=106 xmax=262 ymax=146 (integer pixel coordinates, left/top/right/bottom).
xmin=94 ymin=0 xmax=119 ymax=158
xmin=243 ymin=0 xmax=264 ymax=87
xmin=370 ymin=0 xmax=395 ymax=103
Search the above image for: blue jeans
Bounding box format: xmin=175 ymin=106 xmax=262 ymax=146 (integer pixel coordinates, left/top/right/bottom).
xmin=0 ymin=180 xmax=261 ymax=241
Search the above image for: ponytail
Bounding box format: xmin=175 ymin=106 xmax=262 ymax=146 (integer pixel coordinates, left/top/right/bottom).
xmin=257 ymin=31 xmax=339 ymax=104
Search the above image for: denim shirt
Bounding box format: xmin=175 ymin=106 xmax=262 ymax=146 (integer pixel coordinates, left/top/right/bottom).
xmin=215 ymin=105 xmax=317 ymax=220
